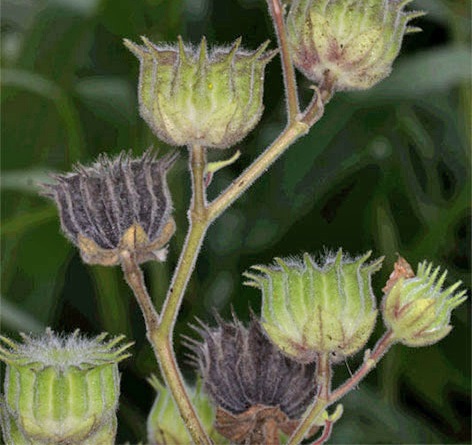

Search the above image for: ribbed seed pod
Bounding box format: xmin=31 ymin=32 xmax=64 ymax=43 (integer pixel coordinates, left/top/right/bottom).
xmin=41 ymin=150 xmax=177 ymax=266
xmin=124 ymin=37 xmax=276 ymax=149
xmin=382 ymin=256 xmax=467 ymax=347
xmin=244 ymin=250 xmax=383 ymax=363
xmin=147 ymin=376 xmax=226 ymax=445
xmin=186 ymin=317 xmax=316 ymax=443
xmin=287 ymin=0 xmax=425 ymax=90
xmin=0 ymin=329 xmax=132 ymax=445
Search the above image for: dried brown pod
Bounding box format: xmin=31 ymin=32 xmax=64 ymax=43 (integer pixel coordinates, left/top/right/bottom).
xmin=41 ymin=150 xmax=177 ymax=266
xmin=186 ymin=316 xmax=317 ymax=444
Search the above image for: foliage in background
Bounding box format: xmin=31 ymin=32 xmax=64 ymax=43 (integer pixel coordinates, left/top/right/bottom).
xmin=1 ymin=0 xmax=470 ymax=443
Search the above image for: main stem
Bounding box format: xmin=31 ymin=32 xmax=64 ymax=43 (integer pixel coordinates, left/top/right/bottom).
xmin=149 ymin=91 xmax=328 ymax=444
xmin=152 ymin=144 xmax=211 ymax=445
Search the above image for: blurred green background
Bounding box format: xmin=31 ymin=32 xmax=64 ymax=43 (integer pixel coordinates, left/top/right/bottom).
xmin=1 ymin=0 xmax=470 ymax=443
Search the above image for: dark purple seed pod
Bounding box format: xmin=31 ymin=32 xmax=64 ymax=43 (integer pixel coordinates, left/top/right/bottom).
xmin=41 ymin=150 xmax=177 ymax=266
xmin=185 ymin=316 xmax=317 ymax=443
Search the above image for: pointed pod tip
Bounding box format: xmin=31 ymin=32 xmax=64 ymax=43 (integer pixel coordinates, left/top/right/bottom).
xmin=303 ymin=252 xmax=316 ymax=269
xmin=140 ymin=35 xmax=153 ymax=47
xmin=406 ymin=10 xmax=427 ymax=20
xmin=177 ymin=35 xmax=187 ymax=61
xmin=274 ymin=257 xmax=289 ymax=271
xmin=197 ymin=36 xmax=208 ymax=70
xmin=123 ymin=38 xmax=146 ymax=58
xmin=227 ymin=36 xmax=243 ymax=59
xmin=406 ymin=25 xmax=423 ymax=34
xmin=252 ymin=40 xmax=277 ymax=63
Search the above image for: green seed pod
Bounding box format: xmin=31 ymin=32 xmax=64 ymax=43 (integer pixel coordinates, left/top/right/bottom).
xmin=287 ymin=0 xmax=425 ymax=90
xmin=0 ymin=329 xmax=132 ymax=445
xmin=244 ymin=250 xmax=383 ymax=363
xmin=147 ymin=376 xmax=225 ymax=445
xmin=124 ymin=36 xmax=276 ymax=149
xmin=382 ymin=257 xmax=467 ymax=347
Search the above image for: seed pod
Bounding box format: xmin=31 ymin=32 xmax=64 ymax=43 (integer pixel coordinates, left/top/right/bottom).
xmin=245 ymin=250 xmax=383 ymax=363
xmin=41 ymin=150 xmax=176 ymax=266
xmin=124 ymin=36 xmax=276 ymax=149
xmin=382 ymin=257 xmax=467 ymax=347
xmin=186 ymin=317 xmax=316 ymax=443
xmin=0 ymin=329 xmax=132 ymax=445
xmin=287 ymin=0 xmax=425 ymax=90
xmin=146 ymin=376 xmax=225 ymax=445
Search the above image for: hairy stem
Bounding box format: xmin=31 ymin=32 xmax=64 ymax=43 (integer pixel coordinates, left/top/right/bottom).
xmin=312 ymin=418 xmax=334 ymax=445
xmin=208 ymin=121 xmax=308 ymax=220
xmin=153 ymin=144 xmax=212 ymax=445
xmin=330 ymin=331 xmax=396 ymax=402
xmin=123 ymin=145 xmax=212 ymax=445
xmin=120 ymin=251 xmax=159 ymax=332
xmin=267 ymin=0 xmax=300 ymax=123
xmin=208 ymin=84 xmax=330 ymax=221
xmin=288 ymin=353 xmax=332 ymax=445
xmin=159 ymin=145 xmax=208 ymax=334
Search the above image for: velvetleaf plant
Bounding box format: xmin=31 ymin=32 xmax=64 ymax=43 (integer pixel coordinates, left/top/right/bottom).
xmin=1 ymin=0 xmax=468 ymax=444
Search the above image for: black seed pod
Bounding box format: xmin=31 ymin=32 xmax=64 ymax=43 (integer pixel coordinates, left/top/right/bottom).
xmin=186 ymin=316 xmax=317 ymax=443
xmin=41 ymin=150 xmax=177 ymax=266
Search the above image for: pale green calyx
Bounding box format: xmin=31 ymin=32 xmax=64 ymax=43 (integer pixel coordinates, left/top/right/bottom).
xmin=244 ymin=250 xmax=383 ymax=363
xmin=147 ymin=375 xmax=226 ymax=445
xmin=287 ymin=0 xmax=425 ymax=90
xmin=0 ymin=329 xmax=132 ymax=445
xmin=382 ymin=259 xmax=467 ymax=347
xmin=124 ymin=36 xmax=276 ymax=149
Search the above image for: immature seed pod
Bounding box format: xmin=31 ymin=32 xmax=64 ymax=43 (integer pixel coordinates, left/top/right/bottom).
xmin=146 ymin=376 xmax=225 ymax=445
xmin=382 ymin=256 xmax=467 ymax=347
xmin=186 ymin=317 xmax=316 ymax=443
xmin=124 ymin=36 xmax=276 ymax=149
xmin=0 ymin=329 xmax=132 ymax=445
xmin=287 ymin=0 xmax=425 ymax=90
xmin=41 ymin=150 xmax=176 ymax=266
xmin=245 ymin=250 xmax=383 ymax=363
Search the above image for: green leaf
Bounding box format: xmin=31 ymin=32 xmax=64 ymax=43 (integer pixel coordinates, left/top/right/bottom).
xmin=75 ymin=76 xmax=136 ymax=124
xmin=0 ymin=298 xmax=45 ymax=333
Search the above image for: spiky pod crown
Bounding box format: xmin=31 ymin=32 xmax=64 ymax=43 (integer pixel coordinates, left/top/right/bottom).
xmin=245 ymin=250 xmax=383 ymax=363
xmin=382 ymin=258 xmax=467 ymax=347
xmin=124 ymin=36 xmax=276 ymax=149
xmin=186 ymin=317 xmax=316 ymax=443
xmin=41 ymin=150 xmax=177 ymax=266
xmin=287 ymin=0 xmax=425 ymax=90
xmin=0 ymin=329 xmax=132 ymax=445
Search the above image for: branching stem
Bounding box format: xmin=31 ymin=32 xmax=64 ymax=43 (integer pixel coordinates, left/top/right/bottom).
xmin=123 ymin=31 xmax=334 ymax=445
xmin=287 ymin=331 xmax=396 ymax=445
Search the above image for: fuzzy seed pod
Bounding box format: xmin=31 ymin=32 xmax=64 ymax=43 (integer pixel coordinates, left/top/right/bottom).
xmin=186 ymin=317 xmax=317 ymax=443
xmin=0 ymin=329 xmax=132 ymax=445
xmin=146 ymin=376 xmax=226 ymax=445
xmin=124 ymin=36 xmax=276 ymax=149
xmin=287 ymin=0 xmax=425 ymax=90
xmin=41 ymin=150 xmax=177 ymax=266
xmin=245 ymin=250 xmax=383 ymax=363
xmin=382 ymin=256 xmax=467 ymax=347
